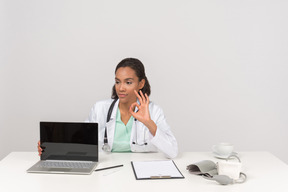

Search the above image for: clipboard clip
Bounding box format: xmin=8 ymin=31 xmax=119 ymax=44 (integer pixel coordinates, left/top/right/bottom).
xmin=150 ymin=175 xmax=171 ymax=179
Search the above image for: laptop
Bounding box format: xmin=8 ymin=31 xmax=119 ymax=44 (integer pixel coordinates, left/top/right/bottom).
xmin=27 ymin=122 xmax=98 ymax=175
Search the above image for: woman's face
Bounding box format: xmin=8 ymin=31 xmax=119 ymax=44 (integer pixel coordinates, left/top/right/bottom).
xmin=115 ymin=67 xmax=145 ymax=105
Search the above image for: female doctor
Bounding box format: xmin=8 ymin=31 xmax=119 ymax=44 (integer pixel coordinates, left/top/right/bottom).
xmin=38 ymin=58 xmax=178 ymax=159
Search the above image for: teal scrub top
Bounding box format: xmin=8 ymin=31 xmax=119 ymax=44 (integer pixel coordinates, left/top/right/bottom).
xmin=111 ymin=108 xmax=134 ymax=152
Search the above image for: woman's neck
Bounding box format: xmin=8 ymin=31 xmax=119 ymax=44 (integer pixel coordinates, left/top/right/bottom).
xmin=118 ymin=100 xmax=136 ymax=113
xmin=118 ymin=100 xmax=136 ymax=125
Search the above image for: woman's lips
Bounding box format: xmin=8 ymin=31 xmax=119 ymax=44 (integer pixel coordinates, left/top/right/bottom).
xmin=118 ymin=94 xmax=127 ymax=98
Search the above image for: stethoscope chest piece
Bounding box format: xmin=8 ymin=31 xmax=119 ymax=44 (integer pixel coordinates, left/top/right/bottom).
xmin=102 ymin=143 xmax=111 ymax=152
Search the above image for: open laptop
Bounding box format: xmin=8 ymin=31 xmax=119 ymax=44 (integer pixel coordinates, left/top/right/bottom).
xmin=27 ymin=122 xmax=98 ymax=175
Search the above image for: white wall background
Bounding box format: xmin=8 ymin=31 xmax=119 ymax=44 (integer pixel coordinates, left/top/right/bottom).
xmin=1 ymin=0 xmax=288 ymax=163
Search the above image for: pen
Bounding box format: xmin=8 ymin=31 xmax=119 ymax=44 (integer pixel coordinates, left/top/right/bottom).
xmin=95 ymin=164 xmax=123 ymax=171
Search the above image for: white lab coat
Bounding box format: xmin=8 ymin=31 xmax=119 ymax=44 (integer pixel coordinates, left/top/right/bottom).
xmin=86 ymin=99 xmax=178 ymax=159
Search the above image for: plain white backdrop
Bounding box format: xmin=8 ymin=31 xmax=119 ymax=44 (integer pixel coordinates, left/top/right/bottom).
xmin=1 ymin=0 xmax=288 ymax=163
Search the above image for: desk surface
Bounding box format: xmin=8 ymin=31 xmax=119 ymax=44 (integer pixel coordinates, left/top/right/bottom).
xmin=1 ymin=151 xmax=288 ymax=192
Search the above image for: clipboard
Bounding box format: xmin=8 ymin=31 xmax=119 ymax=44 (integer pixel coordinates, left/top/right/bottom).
xmin=131 ymin=160 xmax=185 ymax=180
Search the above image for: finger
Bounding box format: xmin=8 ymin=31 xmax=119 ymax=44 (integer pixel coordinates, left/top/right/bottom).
xmin=130 ymin=103 xmax=140 ymax=117
xmin=139 ymin=90 xmax=147 ymax=104
xmin=130 ymin=102 xmax=140 ymax=112
xmin=129 ymin=106 xmax=135 ymax=117
xmin=145 ymin=93 xmax=150 ymax=104
xmin=134 ymin=90 xmax=143 ymax=104
xmin=37 ymin=141 xmax=42 ymax=150
xmin=38 ymin=148 xmax=42 ymax=156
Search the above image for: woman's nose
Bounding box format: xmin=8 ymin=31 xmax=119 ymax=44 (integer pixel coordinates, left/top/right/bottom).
xmin=119 ymin=84 xmax=125 ymax=91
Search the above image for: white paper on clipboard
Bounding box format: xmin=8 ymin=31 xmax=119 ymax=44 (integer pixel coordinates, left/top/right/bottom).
xmin=131 ymin=160 xmax=184 ymax=179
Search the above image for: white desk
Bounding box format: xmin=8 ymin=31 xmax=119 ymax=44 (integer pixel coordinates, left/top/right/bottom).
xmin=0 ymin=152 xmax=288 ymax=192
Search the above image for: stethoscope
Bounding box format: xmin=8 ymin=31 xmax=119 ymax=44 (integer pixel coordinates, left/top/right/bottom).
xmin=102 ymin=99 xmax=147 ymax=152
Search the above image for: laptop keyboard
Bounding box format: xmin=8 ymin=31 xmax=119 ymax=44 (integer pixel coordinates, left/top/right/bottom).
xmin=38 ymin=161 xmax=94 ymax=169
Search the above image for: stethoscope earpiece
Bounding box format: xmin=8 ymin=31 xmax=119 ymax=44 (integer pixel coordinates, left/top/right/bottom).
xmin=132 ymin=142 xmax=148 ymax=146
xmin=131 ymin=119 xmax=147 ymax=146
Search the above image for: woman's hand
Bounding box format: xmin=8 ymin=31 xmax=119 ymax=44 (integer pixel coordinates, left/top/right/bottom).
xmin=129 ymin=90 xmax=157 ymax=136
xmin=37 ymin=141 xmax=43 ymax=156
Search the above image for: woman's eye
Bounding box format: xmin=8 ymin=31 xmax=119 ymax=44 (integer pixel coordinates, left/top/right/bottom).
xmin=127 ymin=82 xmax=132 ymax=85
xmin=115 ymin=81 xmax=120 ymax=84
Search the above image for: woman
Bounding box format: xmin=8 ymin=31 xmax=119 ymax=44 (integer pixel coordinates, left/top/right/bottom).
xmin=39 ymin=58 xmax=178 ymax=158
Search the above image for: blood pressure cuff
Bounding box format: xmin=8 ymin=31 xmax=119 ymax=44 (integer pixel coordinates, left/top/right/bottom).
xmin=186 ymin=159 xmax=247 ymax=185
xmin=186 ymin=160 xmax=218 ymax=177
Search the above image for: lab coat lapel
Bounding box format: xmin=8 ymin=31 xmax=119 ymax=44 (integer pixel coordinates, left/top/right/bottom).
xmin=106 ymin=99 xmax=119 ymax=150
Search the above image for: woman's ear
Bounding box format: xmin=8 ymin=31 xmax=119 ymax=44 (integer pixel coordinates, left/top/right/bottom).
xmin=139 ymin=79 xmax=145 ymax=90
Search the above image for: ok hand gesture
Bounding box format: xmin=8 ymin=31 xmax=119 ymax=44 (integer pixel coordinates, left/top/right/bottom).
xmin=129 ymin=90 xmax=157 ymax=136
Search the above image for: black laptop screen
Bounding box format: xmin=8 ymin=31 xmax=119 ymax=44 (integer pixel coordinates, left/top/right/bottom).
xmin=40 ymin=122 xmax=98 ymax=161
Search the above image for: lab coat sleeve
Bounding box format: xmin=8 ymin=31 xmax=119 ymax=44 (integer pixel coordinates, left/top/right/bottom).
xmin=150 ymin=105 xmax=178 ymax=159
